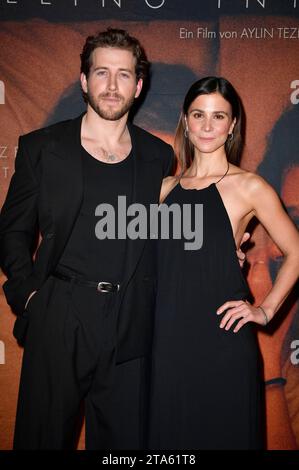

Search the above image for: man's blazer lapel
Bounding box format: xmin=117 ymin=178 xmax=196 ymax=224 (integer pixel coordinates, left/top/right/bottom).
xmin=42 ymin=114 xmax=84 ymax=270
xmin=122 ymin=123 xmax=161 ymax=286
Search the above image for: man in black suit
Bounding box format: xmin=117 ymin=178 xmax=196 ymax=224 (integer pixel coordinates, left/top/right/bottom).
xmin=0 ymin=28 xmax=173 ymax=450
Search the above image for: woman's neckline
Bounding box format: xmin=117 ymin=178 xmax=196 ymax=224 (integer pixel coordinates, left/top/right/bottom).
xmin=178 ymin=161 xmax=230 ymax=191
xmin=178 ymin=181 xmax=216 ymax=192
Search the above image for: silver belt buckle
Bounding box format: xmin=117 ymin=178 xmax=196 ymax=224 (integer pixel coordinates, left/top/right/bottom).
xmin=97 ymin=281 xmax=119 ymax=293
xmin=97 ymin=281 xmax=112 ymax=293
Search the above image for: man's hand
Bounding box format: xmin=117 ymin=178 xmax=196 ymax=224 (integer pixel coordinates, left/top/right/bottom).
xmin=236 ymin=232 xmax=250 ymax=268
xmin=24 ymin=290 xmax=37 ymax=310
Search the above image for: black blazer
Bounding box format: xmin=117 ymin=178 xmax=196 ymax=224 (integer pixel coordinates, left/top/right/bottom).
xmin=0 ymin=114 xmax=174 ymax=363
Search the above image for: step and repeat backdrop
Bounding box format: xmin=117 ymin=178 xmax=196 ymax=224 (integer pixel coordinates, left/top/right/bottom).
xmin=0 ymin=0 xmax=298 ymax=450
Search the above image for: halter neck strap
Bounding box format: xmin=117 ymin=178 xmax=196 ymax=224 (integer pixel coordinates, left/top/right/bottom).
xmin=179 ymin=161 xmax=230 ymax=185
xmin=214 ymin=161 xmax=229 ymax=185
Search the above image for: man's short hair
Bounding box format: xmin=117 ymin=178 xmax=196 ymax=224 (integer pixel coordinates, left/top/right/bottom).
xmin=80 ymin=27 xmax=149 ymax=82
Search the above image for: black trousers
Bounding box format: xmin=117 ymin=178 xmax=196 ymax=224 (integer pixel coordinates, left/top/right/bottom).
xmin=13 ymin=275 xmax=150 ymax=450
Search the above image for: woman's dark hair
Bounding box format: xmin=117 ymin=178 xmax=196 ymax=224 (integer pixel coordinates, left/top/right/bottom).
xmin=174 ymin=76 xmax=245 ymax=173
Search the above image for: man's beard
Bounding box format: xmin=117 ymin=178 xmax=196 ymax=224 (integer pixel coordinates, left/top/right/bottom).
xmin=87 ymin=91 xmax=135 ymax=121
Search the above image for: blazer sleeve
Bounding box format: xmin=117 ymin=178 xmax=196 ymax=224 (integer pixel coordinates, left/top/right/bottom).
xmin=0 ymin=135 xmax=40 ymax=315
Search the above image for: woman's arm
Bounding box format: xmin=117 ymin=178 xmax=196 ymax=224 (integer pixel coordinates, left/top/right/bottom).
xmin=252 ymin=177 xmax=299 ymax=319
xmin=217 ymin=175 xmax=299 ymax=331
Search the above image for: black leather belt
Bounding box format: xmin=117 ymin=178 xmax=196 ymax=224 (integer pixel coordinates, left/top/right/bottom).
xmin=53 ymin=271 xmax=120 ymax=293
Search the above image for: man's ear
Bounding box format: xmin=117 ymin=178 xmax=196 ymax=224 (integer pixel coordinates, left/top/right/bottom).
xmin=80 ymin=72 xmax=88 ymax=94
xmin=135 ymin=78 xmax=143 ymax=99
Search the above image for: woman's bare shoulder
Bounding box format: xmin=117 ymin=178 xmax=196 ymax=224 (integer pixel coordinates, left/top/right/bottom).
xmin=228 ymin=165 xmax=271 ymax=194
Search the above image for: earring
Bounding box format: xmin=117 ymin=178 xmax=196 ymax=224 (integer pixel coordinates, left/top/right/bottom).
xmin=228 ymin=133 xmax=234 ymax=141
xmin=184 ymin=115 xmax=189 ymax=139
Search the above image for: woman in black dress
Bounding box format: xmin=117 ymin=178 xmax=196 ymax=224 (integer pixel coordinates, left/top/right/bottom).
xmin=149 ymin=77 xmax=299 ymax=449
